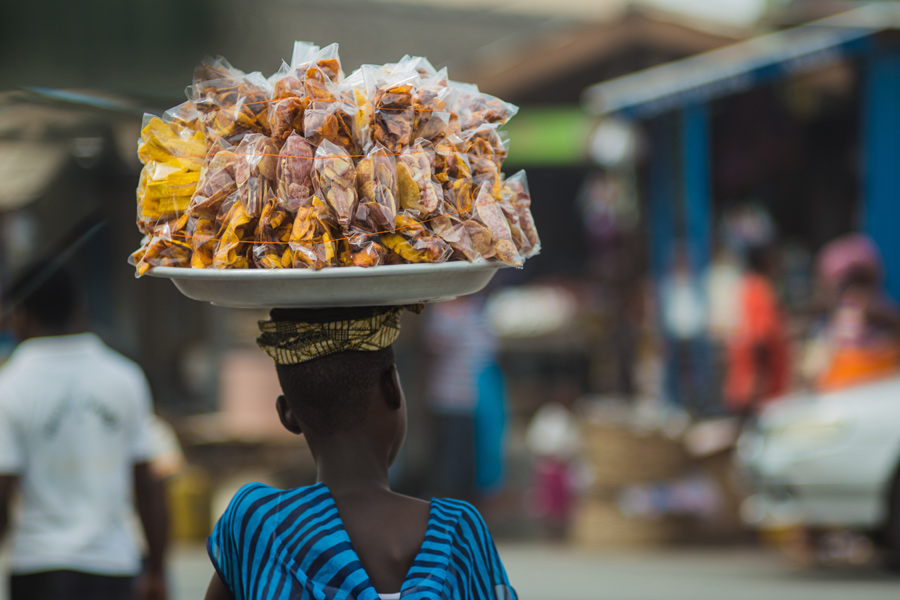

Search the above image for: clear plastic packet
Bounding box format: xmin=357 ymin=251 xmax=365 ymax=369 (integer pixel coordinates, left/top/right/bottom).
xmin=163 ymin=101 xmax=203 ymax=131
xmin=137 ymin=115 xmax=206 ymax=172
xmin=189 ymin=58 xmax=272 ymax=142
xmin=292 ymin=42 xmax=342 ymax=82
xmin=130 ymin=213 xmax=193 ymax=276
xmin=366 ymin=68 xmax=417 ymax=153
xmin=463 ymin=124 xmax=508 ymax=170
xmin=502 ymin=170 xmax=540 ymax=258
xmin=268 ymin=62 xmax=308 ymax=141
xmin=448 ymin=81 xmax=519 ymax=132
xmin=189 ymin=139 xmax=237 ymax=221
xmin=396 ymin=139 xmax=443 ymax=216
xmin=342 ymin=67 xmax=373 ymax=152
xmin=190 ymin=215 xmax=217 ymax=268
xmin=133 ymin=114 xmax=207 ymax=276
xmin=433 ymin=134 xmax=475 ymax=218
xmin=430 ymin=212 xmax=481 ymax=262
xmin=382 ymin=212 xmax=451 ymax=264
xmin=471 ymin=182 xmax=520 ymax=266
xmin=287 ymin=195 xmax=343 ymax=269
xmin=234 ymin=134 xmax=279 ymax=218
xmin=212 ymin=192 xmax=257 ymax=269
xmin=253 ymin=190 xmax=294 ymax=268
xmin=276 ymin=132 xmax=315 ymax=211
xmin=412 ymin=68 xmax=452 ymax=142
xmin=355 ymin=144 xmax=398 ymax=232
xmin=313 ymin=140 xmax=358 ymax=228
xmin=303 ymin=73 xmax=359 ymax=154
xmin=346 ymin=236 xmax=385 ymax=267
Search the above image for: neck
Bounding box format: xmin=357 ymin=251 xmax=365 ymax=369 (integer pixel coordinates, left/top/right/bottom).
xmin=311 ymin=432 xmax=391 ymax=495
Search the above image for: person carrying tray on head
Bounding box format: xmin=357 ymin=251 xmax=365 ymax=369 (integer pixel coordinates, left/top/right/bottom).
xmin=0 ymin=259 xmax=168 ymax=600
xmin=204 ymin=305 xmax=517 ymax=600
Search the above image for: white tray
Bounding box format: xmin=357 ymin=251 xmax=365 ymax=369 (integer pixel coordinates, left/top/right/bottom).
xmin=147 ymin=261 xmax=508 ymax=308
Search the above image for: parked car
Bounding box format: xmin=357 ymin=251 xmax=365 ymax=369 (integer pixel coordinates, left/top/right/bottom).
xmin=737 ymin=375 xmax=900 ymax=564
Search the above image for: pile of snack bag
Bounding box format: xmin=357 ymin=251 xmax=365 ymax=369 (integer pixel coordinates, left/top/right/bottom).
xmin=131 ymin=42 xmax=540 ymax=276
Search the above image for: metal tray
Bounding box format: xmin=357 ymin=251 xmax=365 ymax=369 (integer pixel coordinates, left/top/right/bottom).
xmin=147 ymin=261 xmax=508 ymax=308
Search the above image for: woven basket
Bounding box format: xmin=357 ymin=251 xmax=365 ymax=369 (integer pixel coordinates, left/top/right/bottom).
xmin=570 ymin=498 xmax=685 ymax=548
xmin=581 ymin=423 xmax=688 ymax=489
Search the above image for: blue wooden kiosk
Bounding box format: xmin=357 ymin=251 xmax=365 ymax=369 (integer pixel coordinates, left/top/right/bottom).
xmin=583 ymin=4 xmax=900 ymax=300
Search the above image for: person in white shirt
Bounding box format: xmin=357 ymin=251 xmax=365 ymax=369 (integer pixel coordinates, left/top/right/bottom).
xmin=0 ymin=259 xmax=167 ymax=600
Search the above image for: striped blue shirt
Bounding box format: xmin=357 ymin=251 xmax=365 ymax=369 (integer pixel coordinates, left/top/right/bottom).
xmin=208 ymin=483 xmax=517 ymax=600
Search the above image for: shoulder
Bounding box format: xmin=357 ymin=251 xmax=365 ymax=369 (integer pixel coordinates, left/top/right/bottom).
xmin=222 ymin=483 xmax=326 ymax=522
xmin=432 ymin=497 xmax=491 ymax=539
xmin=431 ymin=498 xmax=514 ymax=591
xmin=90 ymin=340 xmax=148 ymax=382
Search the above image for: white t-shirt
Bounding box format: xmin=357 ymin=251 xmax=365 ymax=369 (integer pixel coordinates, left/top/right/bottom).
xmin=0 ymin=333 xmax=155 ymax=575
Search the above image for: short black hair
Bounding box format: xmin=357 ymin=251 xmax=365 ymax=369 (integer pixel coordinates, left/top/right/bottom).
xmin=5 ymin=258 xmax=82 ymax=331
xmin=275 ymin=346 xmax=395 ymax=435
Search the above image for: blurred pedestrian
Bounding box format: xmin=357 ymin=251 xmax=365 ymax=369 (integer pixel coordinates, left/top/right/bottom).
xmin=804 ymin=234 xmax=900 ymax=391
xmin=424 ymin=297 xmax=496 ymax=501
xmin=0 ymin=259 xmax=168 ymax=600
xmin=659 ymin=243 xmax=710 ymax=413
xmin=525 ymin=387 xmax=581 ymax=541
xmin=724 ymin=245 xmax=791 ymax=417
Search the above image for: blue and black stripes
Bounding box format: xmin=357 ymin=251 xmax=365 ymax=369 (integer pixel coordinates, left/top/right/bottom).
xmin=208 ymin=483 xmax=517 ymax=600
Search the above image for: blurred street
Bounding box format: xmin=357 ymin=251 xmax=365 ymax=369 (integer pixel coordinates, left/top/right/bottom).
xmin=161 ymin=543 xmax=900 ymax=600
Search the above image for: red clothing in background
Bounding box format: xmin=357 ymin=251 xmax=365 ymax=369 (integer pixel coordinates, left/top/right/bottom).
xmin=725 ymin=273 xmax=790 ymax=413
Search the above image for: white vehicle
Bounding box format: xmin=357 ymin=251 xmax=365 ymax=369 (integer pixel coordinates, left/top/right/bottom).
xmin=738 ymin=375 xmax=900 ymax=562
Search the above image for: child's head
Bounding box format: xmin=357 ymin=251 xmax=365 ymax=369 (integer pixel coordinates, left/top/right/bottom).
xmin=274 ymin=347 xmax=406 ymax=461
xmin=258 ymin=306 xmax=418 ymax=466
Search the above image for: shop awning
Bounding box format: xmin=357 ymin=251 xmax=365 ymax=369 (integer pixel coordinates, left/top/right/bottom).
xmin=582 ymin=4 xmax=900 ymax=118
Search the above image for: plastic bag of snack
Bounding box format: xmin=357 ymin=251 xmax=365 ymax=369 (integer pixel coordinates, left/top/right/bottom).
xmin=304 ymin=76 xmax=358 ymax=154
xmin=412 ymin=68 xmax=452 ymax=143
xmin=268 ymin=62 xmax=308 ymax=141
xmin=134 ymin=114 xmax=206 ymax=276
xmin=448 ymin=81 xmax=519 ymax=132
xmin=365 ymin=67 xmax=417 ymax=153
xmin=471 ymin=182 xmax=520 ymax=266
xmin=213 ymin=192 xmax=257 ymax=269
xmin=188 ymin=138 xmax=236 ymax=221
xmin=292 ymin=42 xmax=342 ymax=82
xmin=190 ymin=215 xmax=217 ymax=269
xmin=233 ymin=133 xmax=278 ymax=218
xmin=288 ymin=195 xmax=343 ymax=269
xmin=253 ymin=190 xmax=295 ymax=269
xmin=433 ymin=134 xmax=475 ymax=218
xmin=430 ymin=211 xmax=482 ymax=262
xmin=396 ymin=139 xmax=443 ymax=216
xmin=382 ymin=212 xmax=451 ymax=264
xmin=355 ymin=144 xmax=398 ymax=232
xmin=130 ymin=213 xmax=193 ymax=276
xmin=463 ymin=123 xmax=508 ymax=170
xmin=313 ymin=140 xmax=357 ymax=228
xmin=276 ymin=132 xmax=315 ymax=211
xmin=341 ymin=67 xmax=373 ymax=152
xmin=268 ymin=44 xmax=343 ymax=141
xmin=163 ymin=101 xmax=203 ymax=131
xmin=502 ymin=170 xmax=540 ymax=258
xmin=189 ymin=58 xmax=272 ymax=142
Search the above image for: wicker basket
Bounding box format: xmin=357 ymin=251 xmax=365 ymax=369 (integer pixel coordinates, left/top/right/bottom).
xmin=570 ymin=498 xmax=686 ymax=548
xmin=581 ymin=423 xmax=688 ymax=489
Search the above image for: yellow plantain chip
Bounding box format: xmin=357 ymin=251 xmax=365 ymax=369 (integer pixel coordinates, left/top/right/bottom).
xmin=396 ymin=163 xmax=420 ymax=211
